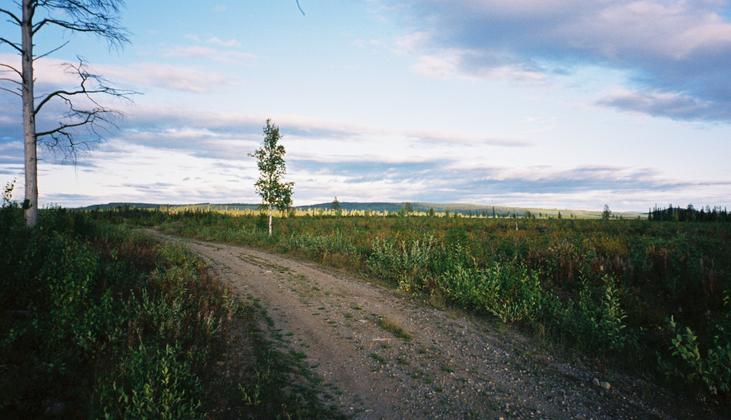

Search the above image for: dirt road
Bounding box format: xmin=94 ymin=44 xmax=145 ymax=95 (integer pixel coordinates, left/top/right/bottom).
xmin=149 ymin=231 xmax=706 ymax=419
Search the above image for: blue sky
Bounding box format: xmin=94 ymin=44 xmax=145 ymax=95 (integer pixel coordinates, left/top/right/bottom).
xmin=1 ymin=0 xmax=730 ymax=210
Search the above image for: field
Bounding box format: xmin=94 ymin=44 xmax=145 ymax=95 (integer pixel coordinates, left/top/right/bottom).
xmin=3 ymin=200 xmax=730 ymax=415
xmin=98 ymin=207 xmax=731 ymax=404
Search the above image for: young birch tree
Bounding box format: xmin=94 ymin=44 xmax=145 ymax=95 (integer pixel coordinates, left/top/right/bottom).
xmin=0 ymin=0 xmax=131 ymax=227
xmin=251 ymin=119 xmax=294 ymax=236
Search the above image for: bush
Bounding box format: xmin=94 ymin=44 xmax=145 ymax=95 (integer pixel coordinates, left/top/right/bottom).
xmin=96 ymin=342 xmax=202 ymax=419
xmin=367 ymin=236 xmax=436 ymax=292
xmin=438 ymin=262 xmax=544 ymax=323
xmin=557 ymin=275 xmax=630 ymax=352
xmin=659 ymin=297 xmax=731 ymax=396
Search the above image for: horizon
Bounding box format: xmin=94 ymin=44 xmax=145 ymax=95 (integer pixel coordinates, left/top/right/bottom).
xmin=77 ymin=200 xmax=662 ymax=214
xmin=1 ymin=1 xmax=730 ymax=211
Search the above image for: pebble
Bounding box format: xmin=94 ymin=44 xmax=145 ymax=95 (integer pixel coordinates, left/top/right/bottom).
xmin=593 ymin=377 xmax=612 ymax=391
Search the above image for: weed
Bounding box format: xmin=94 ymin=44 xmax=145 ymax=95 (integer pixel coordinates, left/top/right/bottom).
xmin=376 ymin=316 xmax=412 ymax=341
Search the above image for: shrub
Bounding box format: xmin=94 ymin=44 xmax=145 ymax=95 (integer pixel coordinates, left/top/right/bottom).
xmin=659 ymin=297 xmax=731 ymax=396
xmin=556 ymin=275 xmax=630 ymax=352
xmin=96 ymin=342 xmax=202 ymax=419
xmin=367 ymin=236 xmax=436 ymax=292
xmin=437 ymin=262 xmax=544 ymax=323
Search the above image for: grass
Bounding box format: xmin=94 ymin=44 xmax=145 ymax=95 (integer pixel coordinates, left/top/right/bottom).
xmin=369 ymin=352 xmax=386 ymax=364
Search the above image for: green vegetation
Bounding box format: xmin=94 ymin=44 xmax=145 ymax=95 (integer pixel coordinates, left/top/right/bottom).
xmin=98 ymin=207 xmax=731 ymax=404
xmin=0 ymin=200 xmax=340 ymax=417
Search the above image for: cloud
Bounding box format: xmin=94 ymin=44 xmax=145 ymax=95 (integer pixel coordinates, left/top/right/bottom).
xmin=88 ymin=107 xmax=530 ymax=166
xmin=167 ymin=35 xmax=255 ymax=64
xmin=385 ymin=0 xmax=731 ymax=122
xmin=596 ymin=89 xmax=731 ymax=122
xmin=287 ymin=158 xmax=731 ymax=209
xmin=99 ymin=62 xmax=234 ymax=93
xmin=0 ymin=53 xmax=235 ymax=94
xmin=1 ymin=100 xmax=727 ymax=210
xmin=404 ymin=131 xmax=530 ymax=147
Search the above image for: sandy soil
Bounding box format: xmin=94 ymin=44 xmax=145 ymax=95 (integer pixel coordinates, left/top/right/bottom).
xmin=148 ymin=230 xmax=714 ymax=419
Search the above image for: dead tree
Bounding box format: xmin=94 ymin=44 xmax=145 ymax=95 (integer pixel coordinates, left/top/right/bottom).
xmin=0 ymin=0 xmax=131 ymax=227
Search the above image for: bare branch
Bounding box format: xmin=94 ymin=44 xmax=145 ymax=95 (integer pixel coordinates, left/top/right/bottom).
xmin=0 ymin=77 xmax=21 ymax=86
xmin=0 ymin=37 xmax=23 ymax=54
xmin=0 ymin=7 xmax=22 ymax=25
xmin=31 ymin=0 xmax=129 ymax=48
xmin=0 ymin=86 xmax=21 ymax=97
xmin=33 ymin=58 xmax=134 ymax=162
xmin=0 ymin=63 xmax=22 ymax=79
xmin=34 ymin=58 xmax=135 ymax=116
xmin=37 ymin=113 xmax=96 ymax=138
xmin=296 ymin=0 xmax=306 ymax=16
xmin=33 ymin=40 xmax=69 ymax=61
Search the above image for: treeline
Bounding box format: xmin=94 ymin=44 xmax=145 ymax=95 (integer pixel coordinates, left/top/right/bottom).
xmin=649 ymin=204 xmax=730 ymax=222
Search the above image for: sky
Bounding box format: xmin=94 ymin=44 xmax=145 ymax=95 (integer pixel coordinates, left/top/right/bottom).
xmin=1 ymin=0 xmax=730 ymax=211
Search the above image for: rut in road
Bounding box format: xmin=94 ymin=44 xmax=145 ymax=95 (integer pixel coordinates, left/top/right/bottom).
xmin=149 ymin=230 xmax=703 ymax=419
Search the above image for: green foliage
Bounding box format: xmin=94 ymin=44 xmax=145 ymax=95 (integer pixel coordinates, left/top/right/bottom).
xmin=659 ymin=298 xmax=731 ymax=396
xmin=250 ymin=119 xmax=294 ymax=213
xmin=367 ymin=235 xmax=436 ymax=292
xmin=97 ymin=342 xmax=202 ymax=420
xmin=438 ymin=262 xmax=543 ymax=323
xmin=553 ymin=275 xmax=629 ymax=352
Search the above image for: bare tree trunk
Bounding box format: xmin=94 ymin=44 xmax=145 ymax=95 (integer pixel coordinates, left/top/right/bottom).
xmin=268 ymin=204 xmax=273 ymax=236
xmin=21 ymin=0 xmax=38 ymax=227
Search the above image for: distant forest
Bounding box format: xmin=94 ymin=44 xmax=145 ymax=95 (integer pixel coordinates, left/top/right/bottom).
xmin=649 ymin=205 xmax=729 ymax=222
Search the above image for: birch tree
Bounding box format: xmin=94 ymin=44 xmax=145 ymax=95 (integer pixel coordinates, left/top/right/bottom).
xmin=0 ymin=0 xmax=131 ymax=227
xmin=251 ymin=119 xmax=294 ymax=236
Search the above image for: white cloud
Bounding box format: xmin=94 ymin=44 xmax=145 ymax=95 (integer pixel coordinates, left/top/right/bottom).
xmin=596 ymin=88 xmax=730 ymax=121
xmin=1 ymin=53 xmax=236 ymax=94
xmin=100 ymin=62 xmax=235 ymax=93
xmin=411 ymin=48 xmax=546 ymax=82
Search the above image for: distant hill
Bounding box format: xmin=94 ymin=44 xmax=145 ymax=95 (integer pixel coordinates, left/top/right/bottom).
xmin=81 ymin=201 xmax=644 ymax=219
